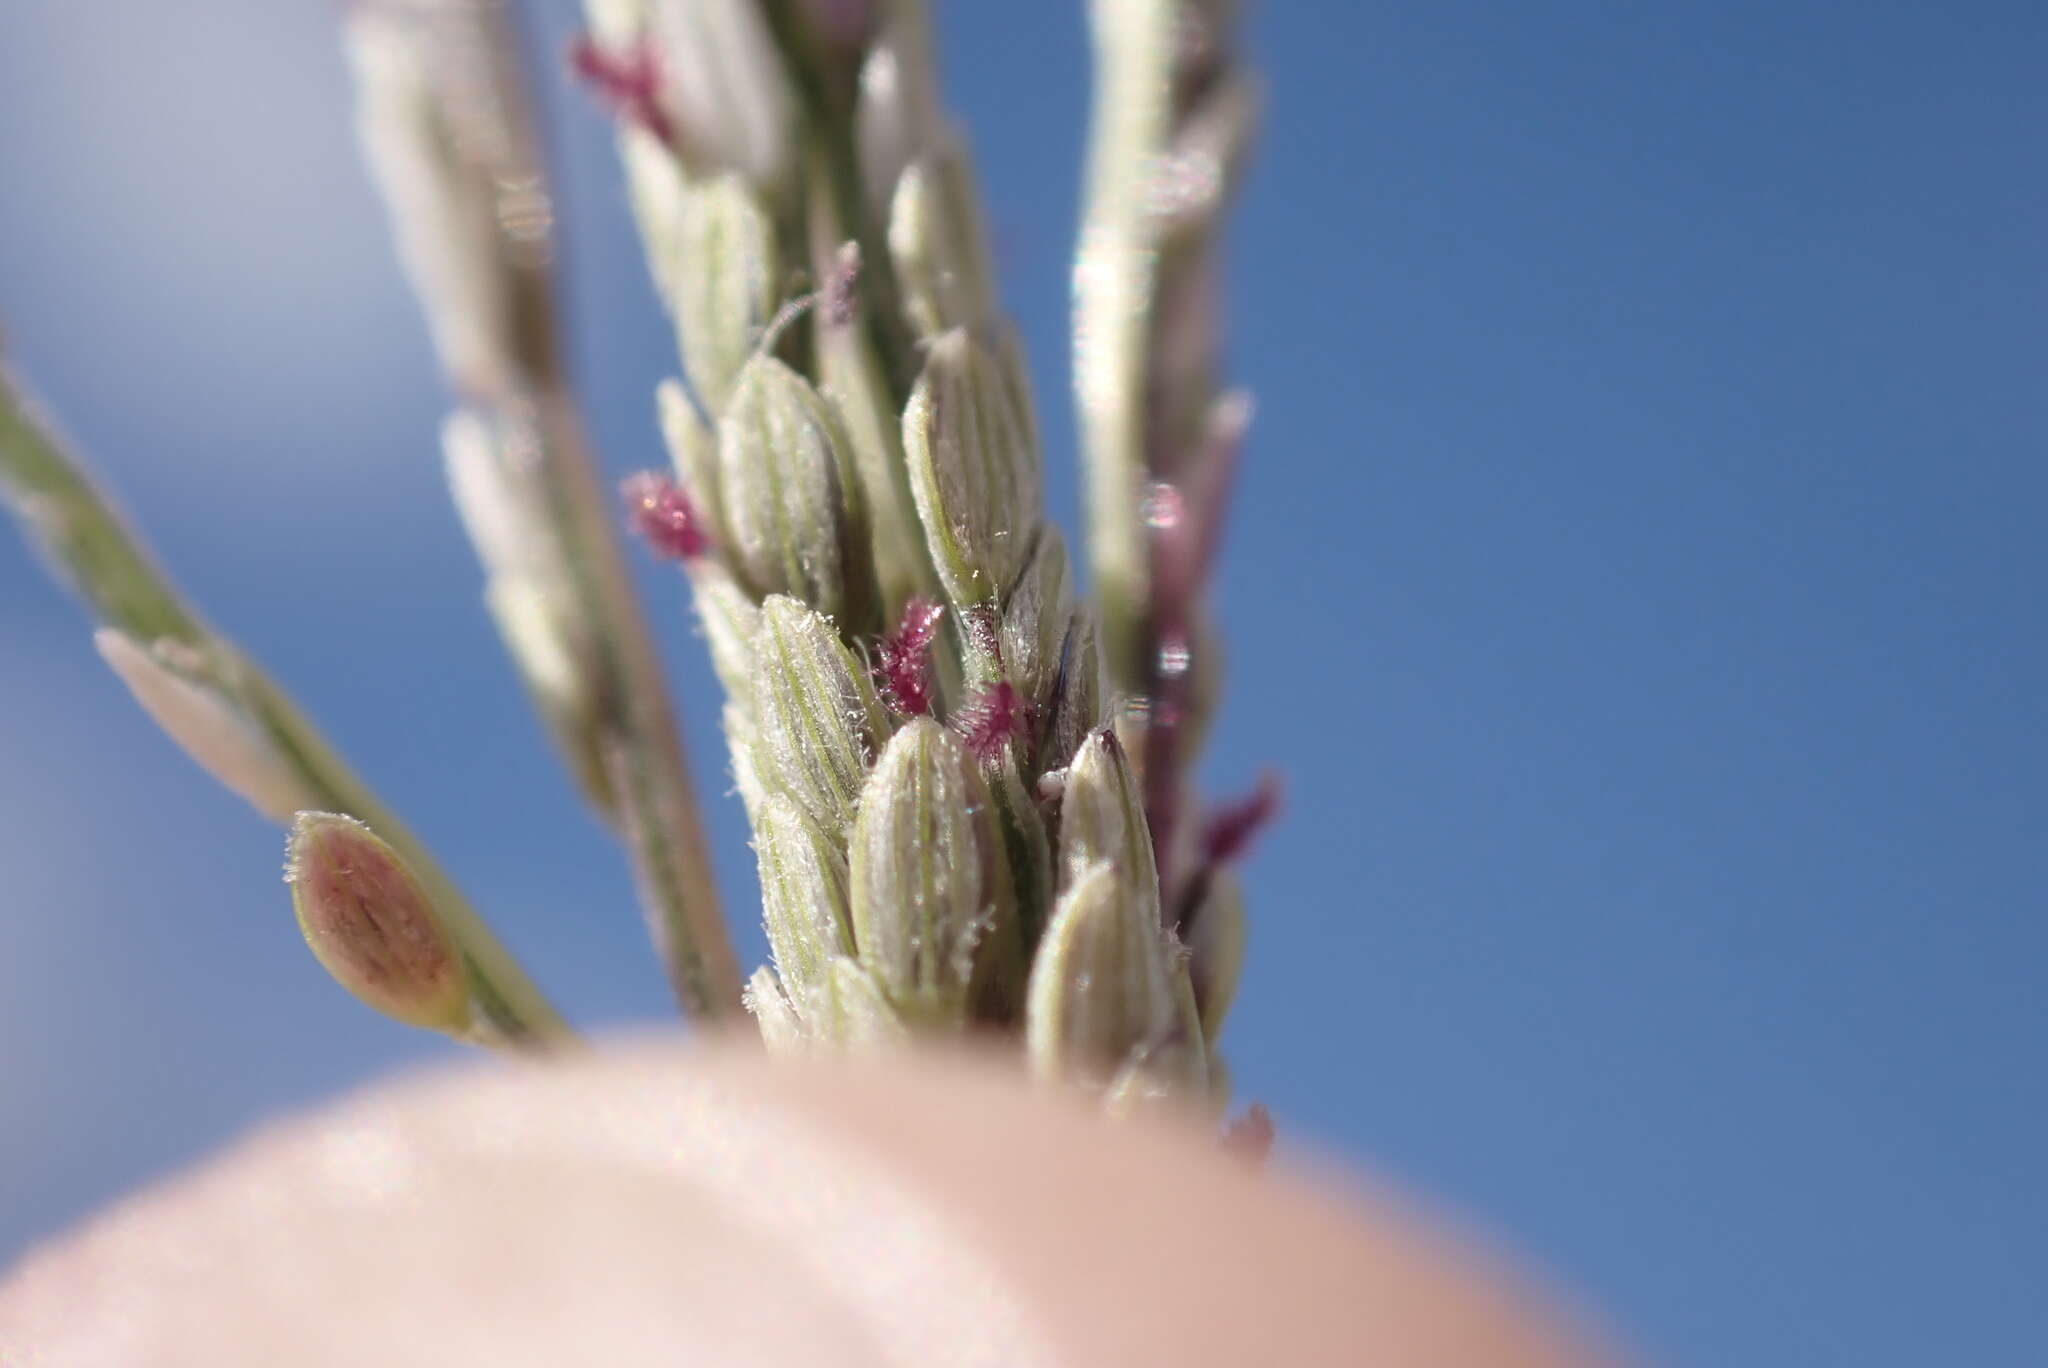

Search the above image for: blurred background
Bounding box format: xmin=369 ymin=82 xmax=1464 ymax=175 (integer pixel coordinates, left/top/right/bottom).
xmin=2 ymin=2 xmax=2043 ymax=1361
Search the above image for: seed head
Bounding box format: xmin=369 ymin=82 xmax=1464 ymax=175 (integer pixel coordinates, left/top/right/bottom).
xmin=1025 ymin=862 xmax=1201 ymax=1095
xmin=643 ymin=0 xmax=794 ymax=186
xmin=1057 ymin=728 xmax=1159 ymax=916
xmin=674 ymin=176 xmax=780 ymax=412
xmin=754 ymin=795 xmax=854 ymax=1010
xmin=903 ymin=329 xmax=1042 ymax=610
xmin=748 ymin=596 xmax=889 ymax=837
xmin=849 ymin=718 xmax=1016 ymax=1025
xmin=888 ymin=142 xmax=997 ymax=339
xmin=1042 ymin=614 xmax=1105 ymax=773
xmin=999 ymin=528 xmax=1073 ymax=710
xmin=811 ymin=958 xmax=910 ymax=1047
xmin=744 ymin=965 xmax=804 ymax=1054
xmin=718 ymin=356 xmax=875 ymax=628
xmin=284 ymin=812 xmax=470 ymax=1034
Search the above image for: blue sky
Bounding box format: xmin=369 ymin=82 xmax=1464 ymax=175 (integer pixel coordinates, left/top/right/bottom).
xmin=2 ymin=3 xmax=2043 ymax=1362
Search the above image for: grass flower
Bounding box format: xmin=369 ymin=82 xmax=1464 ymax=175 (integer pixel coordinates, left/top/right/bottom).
xmin=0 ymin=0 xmax=1263 ymax=1118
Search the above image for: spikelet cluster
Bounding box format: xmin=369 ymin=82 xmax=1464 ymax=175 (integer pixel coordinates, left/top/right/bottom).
xmin=0 ymin=1 xmax=1265 ymax=1110
xmin=590 ymin=0 xmax=1246 ymax=1102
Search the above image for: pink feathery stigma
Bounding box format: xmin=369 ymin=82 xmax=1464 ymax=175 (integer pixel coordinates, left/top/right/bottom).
xmin=1201 ymin=771 xmax=1282 ymax=865
xmin=569 ymin=35 xmax=674 ymax=145
xmin=622 ymin=472 xmax=710 ymax=562
xmin=953 ymin=680 xmax=1031 ymax=761
xmin=876 ymin=597 xmax=945 ymax=716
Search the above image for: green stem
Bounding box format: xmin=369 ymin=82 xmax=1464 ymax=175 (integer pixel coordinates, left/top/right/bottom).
xmin=1073 ymin=0 xmax=1180 ymax=692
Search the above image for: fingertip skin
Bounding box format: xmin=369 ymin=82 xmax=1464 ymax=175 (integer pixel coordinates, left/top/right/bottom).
xmin=1 ymin=1036 xmax=1623 ymax=1367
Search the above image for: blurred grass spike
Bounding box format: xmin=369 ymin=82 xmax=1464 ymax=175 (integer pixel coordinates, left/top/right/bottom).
xmin=345 ymin=0 xmax=741 ymax=1022
xmin=1074 ymin=0 xmax=1261 ymax=913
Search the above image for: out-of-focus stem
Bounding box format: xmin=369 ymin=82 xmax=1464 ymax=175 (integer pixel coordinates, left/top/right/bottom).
xmin=347 ymin=0 xmax=741 ymax=1019
xmin=0 ymin=377 xmax=199 ymax=646
xmin=1074 ymin=0 xmax=1255 ymax=910
xmin=1074 ymin=1 xmax=1177 ymax=692
xmin=532 ymin=386 xmax=743 ymax=1019
xmin=758 ymin=0 xmax=922 ymax=402
xmin=0 ymin=363 xmax=569 ymax=1047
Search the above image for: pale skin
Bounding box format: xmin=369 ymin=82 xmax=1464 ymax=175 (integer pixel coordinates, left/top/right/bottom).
xmin=0 ymin=1039 xmax=1622 ymax=1365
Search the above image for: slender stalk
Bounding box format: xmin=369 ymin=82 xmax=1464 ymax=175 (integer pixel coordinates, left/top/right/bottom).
xmin=347 ymin=0 xmax=741 ymax=1018
xmin=758 ymin=0 xmax=923 ymax=401
xmin=1074 ymin=0 xmax=1179 ymax=688
xmin=0 ymin=363 xmax=568 ymax=1046
xmin=1074 ymin=0 xmax=1257 ymax=910
xmin=532 ymin=386 xmax=742 ymax=1019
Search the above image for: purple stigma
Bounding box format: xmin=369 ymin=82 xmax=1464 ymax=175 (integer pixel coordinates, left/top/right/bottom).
xmin=622 ymin=472 xmax=710 ymax=562
xmin=876 ymin=597 xmax=945 ymax=716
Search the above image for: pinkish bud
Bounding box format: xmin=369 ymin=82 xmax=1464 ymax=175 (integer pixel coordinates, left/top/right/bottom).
xmin=285 ymin=812 xmax=470 ymax=1034
xmin=622 ymin=471 xmax=711 ymax=562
